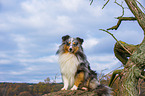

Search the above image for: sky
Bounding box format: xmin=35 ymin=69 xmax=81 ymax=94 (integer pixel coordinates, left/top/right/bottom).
xmin=0 ymin=0 xmax=144 ymax=83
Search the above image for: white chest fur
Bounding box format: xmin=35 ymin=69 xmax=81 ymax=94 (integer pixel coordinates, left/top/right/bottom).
xmin=58 ymin=53 xmax=80 ymax=87
xmin=59 ymin=52 xmax=80 ymax=76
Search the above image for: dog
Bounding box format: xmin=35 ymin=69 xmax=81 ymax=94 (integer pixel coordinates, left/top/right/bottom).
xmin=56 ymin=35 xmax=111 ymax=96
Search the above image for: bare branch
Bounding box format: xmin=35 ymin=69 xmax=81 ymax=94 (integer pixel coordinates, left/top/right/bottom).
xmin=109 ymin=69 xmax=123 ymax=87
xmin=102 ymin=0 xmax=110 ymax=9
xmin=98 ymin=65 xmax=123 ymax=83
xmin=107 ymin=17 xmax=137 ymax=30
xmin=89 ymin=0 xmax=93 ymax=5
xmin=114 ymin=0 xmax=125 ymax=17
xmin=99 ymin=29 xmax=132 ymax=55
xmin=125 ymin=0 xmax=145 ymax=32
xmin=98 ymin=68 xmax=108 ymax=83
xmin=136 ymin=0 xmax=145 ymax=13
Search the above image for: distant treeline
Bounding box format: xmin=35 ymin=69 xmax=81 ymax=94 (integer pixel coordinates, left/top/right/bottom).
xmin=0 ymin=82 xmax=63 ymax=96
xmin=0 ymin=75 xmax=144 ymax=96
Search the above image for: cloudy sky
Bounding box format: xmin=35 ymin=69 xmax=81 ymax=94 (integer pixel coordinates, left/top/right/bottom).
xmin=0 ymin=0 xmax=144 ymax=83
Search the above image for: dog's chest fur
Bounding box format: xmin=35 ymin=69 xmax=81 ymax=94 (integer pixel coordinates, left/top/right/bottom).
xmin=58 ymin=52 xmax=79 ymax=78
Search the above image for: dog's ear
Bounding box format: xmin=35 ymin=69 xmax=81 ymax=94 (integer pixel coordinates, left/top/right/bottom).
xmin=76 ymin=37 xmax=84 ymax=45
xmin=62 ymin=35 xmax=70 ymax=42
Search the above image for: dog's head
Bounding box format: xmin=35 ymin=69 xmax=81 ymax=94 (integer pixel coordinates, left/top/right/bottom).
xmin=62 ymin=35 xmax=84 ymax=53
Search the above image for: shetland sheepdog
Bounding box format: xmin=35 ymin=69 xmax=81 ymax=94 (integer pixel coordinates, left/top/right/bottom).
xmin=56 ymin=35 xmax=111 ymax=96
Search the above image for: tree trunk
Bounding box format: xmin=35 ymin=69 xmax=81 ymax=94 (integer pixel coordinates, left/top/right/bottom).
xmin=125 ymin=0 xmax=145 ymax=32
xmin=119 ymin=0 xmax=145 ymax=95
xmin=120 ymin=38 xmax=145 ymax=96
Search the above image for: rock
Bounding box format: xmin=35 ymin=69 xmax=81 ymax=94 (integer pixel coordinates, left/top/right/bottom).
xmin=43 ymin=90 xmax=98 ymax=96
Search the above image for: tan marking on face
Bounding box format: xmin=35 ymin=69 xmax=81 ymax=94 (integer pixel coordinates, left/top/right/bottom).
xmin=73 ymin=46 xmax=79 ymax=54
xmin=64 ymin=44 xmax=69 ymax=53
xmin=73 ymin=42 xmax=76 ymax=45
xmin=69 ymin=42 xmax=71 ymax=44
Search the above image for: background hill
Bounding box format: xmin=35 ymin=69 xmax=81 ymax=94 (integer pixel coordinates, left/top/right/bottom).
xmin=0 ymin=75 xmax=144 ymax=96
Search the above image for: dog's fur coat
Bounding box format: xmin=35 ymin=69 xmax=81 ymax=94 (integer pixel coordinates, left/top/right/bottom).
xmin=56 ymin=35 xmax=111 ymax=96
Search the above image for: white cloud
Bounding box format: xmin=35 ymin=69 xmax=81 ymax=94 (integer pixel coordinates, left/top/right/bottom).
xmin=0 ymin=53 xmax=9 ymax=58
xmin=61 ymin=0 xmax=82 ymax=12
xmin=21 ymin=0 xmax=41 ymax=14
xmin=55 ymin=15 xmax=74 ymax=32
xmin=11 ymin=34 xmax=30 ymax=56
xmin=83 ymin=37 xmax=99 ymax=49
xmin=0 ymin=0 xmax=142 ymax=83
xmin=38 ymin=55 xmax=58 ymax=63
xmin=11 ymin=71 xmax=28 ymax=75
xmin=0 ymin=59 xmax=11 ymax=64
xmin=87 ymin=54 xmax=120 ymax=73
xmin=88 ymin=54 xmax=115 ymax=62
xmin=27 ymin=79 xmax=43 ymax=83
xmin=12 ymin=34 xmax=28 ymax=44
xmin=18 ymin=55 xmax=57 ymax=63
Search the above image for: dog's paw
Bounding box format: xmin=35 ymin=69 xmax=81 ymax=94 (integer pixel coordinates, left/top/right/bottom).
xmin=71 ymin=85 xmax=78 ymax=90
xmin=81 ymin=87 xmax=88 ymax=91
xmin=61 ymin=87 xmax=66 ymax=90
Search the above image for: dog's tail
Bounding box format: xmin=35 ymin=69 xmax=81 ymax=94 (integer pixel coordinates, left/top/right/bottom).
xmin=94 ymin=84 xmax=112 ymax=96
xmin=88 ymin=78 xmax=112 ymax=96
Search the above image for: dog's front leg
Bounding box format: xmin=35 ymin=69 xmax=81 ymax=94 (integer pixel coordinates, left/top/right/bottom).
xmin=61 ymin=75 xmax=69 ymax=90
xmin=71 ymin=72 xmax=84 ymax=90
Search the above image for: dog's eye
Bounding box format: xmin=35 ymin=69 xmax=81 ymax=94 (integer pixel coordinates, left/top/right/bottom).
xmin=66 ymin=42 xmax=70 ymax=46
xmin=73 ymin=42 xmax=78 ymax=46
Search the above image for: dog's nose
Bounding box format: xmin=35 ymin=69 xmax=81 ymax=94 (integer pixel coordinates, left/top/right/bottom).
xmin=69 ymin=48 xmax=72 ymax=52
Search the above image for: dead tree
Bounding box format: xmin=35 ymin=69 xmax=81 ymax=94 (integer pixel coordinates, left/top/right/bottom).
xmin=90 ymin=0 xmax=145 ymax=95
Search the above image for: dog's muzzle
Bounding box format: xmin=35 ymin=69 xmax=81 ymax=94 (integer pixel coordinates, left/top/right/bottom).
xmin=69 ymin=48 xmax=73 ymax=52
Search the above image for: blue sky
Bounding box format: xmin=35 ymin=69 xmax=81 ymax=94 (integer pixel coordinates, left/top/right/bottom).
xmin=0 ymin=0 xmax=144 ymax=83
